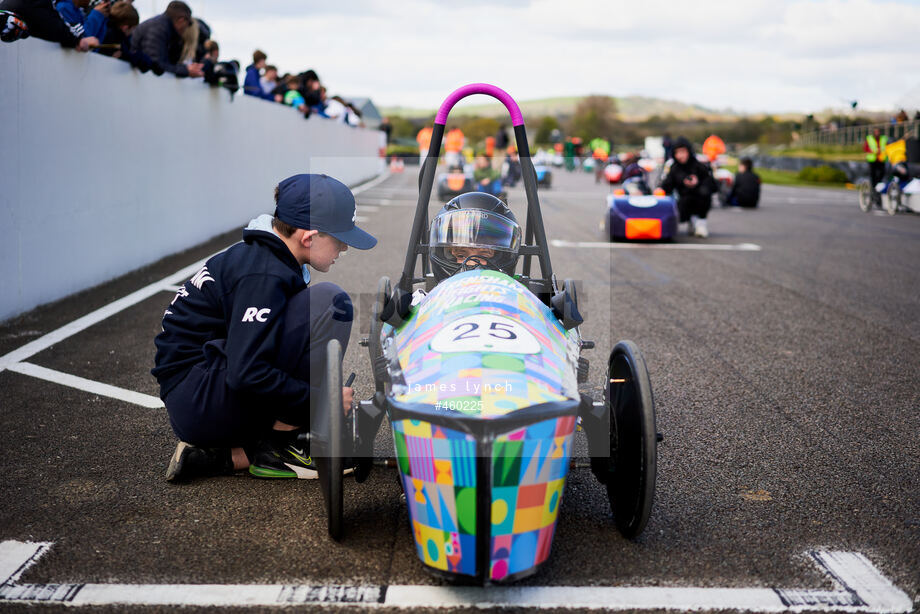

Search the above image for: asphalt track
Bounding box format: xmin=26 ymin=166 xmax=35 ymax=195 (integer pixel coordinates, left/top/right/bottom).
xmin=0 ymin=166 xmax=917 ymax=613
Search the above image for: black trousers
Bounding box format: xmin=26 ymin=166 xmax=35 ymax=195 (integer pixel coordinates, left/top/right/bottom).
xmin=676 ymin=192 xmax=712 ymax=222
xmin=868 ymin=161 xmax=886 ymax=188
xmin=165 ymin=282 xmax=353 ymax=448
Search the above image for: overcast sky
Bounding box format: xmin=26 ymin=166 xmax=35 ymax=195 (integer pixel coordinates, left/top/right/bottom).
xmin=145 ymin=0 xmax=920 ymax=116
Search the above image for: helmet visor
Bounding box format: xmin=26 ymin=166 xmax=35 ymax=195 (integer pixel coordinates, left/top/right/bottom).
xmin=429 ymin=209 xmax=521 ymax=252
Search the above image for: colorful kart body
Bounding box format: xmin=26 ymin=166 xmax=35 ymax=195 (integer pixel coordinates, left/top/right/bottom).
xmin=606 ymin=180 xmax=679 ymax=241
xmin=311 ymin=84 xmax=659 ymax=585
xmin=383 ymin=268 xmax=580 ymax=581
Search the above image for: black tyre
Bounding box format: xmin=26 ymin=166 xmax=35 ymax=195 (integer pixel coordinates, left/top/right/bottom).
xmin=370 ymin=276 xmax=391 ymax=382
xmin=318 ymin=338 xmax=344 ymax=541
xmin=605 ymin=340 xmax=657 ymax=539
xmin=885 ymin=181 xmax=900 ymax=215
xmin=857 ymin=180 xmax=872 ymax=212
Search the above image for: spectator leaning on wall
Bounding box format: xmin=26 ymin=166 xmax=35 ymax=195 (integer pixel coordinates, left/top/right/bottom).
xmin=244 ymin=49 xmax=273 ymax=100
xmin=130 ymin=0 xmax=202 ymax=77
xmin=95 ymin=1 xmax=136 ymax=58
xmin=0 ymin=0 xmax=99 ymax=50
xmin=55 ymin=0 xmax=107 ymax=42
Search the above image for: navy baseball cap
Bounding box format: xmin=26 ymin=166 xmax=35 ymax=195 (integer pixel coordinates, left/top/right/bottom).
xmin=274 ymin=174 xmax=377 ymax=250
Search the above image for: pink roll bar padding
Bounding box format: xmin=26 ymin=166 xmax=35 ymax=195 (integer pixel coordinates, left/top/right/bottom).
xmin=435 ymin=83 xmax=524 ymax=126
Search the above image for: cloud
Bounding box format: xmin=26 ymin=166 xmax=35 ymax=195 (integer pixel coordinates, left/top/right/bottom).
xmin=179 ymin=0 xmax=920 ymax=114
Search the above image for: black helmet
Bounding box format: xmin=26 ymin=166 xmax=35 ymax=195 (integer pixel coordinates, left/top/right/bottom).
xmin=429 ymin=192 xmax=522 ymax=281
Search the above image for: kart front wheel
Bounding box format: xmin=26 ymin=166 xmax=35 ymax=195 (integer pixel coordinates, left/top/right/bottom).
xmin=857 ymin=180 xmax=872 ymax=212
xmin=605 ymin=341 xmax=657 ymax=539
xmin=885 ymin=181 xmax=900 ymax=215
xmin=316 ymin=338 xmax=344 ymax=541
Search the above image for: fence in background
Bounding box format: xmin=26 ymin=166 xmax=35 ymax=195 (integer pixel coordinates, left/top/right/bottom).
xmin=797 ymin=119 xmax=919 ymax=148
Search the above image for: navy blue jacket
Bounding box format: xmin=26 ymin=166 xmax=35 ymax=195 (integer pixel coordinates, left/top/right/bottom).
xmin=243 ymin=64 xmax=273 ymax=100
xmin=152 ymin=221 xmax=313 ymax=410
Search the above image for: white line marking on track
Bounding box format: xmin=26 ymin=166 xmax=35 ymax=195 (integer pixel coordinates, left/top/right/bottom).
xmin=552 ymin=239 xmax=763 ymax=251
xmin=6 ymin=362 xmax=164 ymax=408
xmin=0 ymin=172 xmax=399 ymax=398
xmin=0 ymin=257 xmax=211 ymax=373
xmin=0 ymin=541 xmax=911 ymax=611
xmin=350 ymin=171 xmax=391 ymax=195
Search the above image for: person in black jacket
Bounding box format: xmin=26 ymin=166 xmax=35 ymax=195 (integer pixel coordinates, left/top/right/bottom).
xmin=0 ymin=0 xmax=99 ymax=49
xmin=728 ymin=157 xmax=761 ymax=208
xmin=659 ymin=136 xmax=715 ymax=238
xmin=129 ymin=0 xmax=202 ymax=77
xmin=153 ymin=174 xmax=377 ymax=482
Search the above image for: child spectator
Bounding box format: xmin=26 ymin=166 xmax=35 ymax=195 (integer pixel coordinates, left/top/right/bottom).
xmin=131 ymin=1 xmax=202 ymax=77
xmin=1 ymin=0 xmax=100 ymax=49
xmin=56 ymin=0 xmax=108 ymax=42
xmin=309 ymin=86 xmax=330 ymax=117
xmin=325 ymin=95 xmax=362 ymax=126
xmin=300 ymin=69 xmax=321 ymax=107
xmin=283 ymin=75 xmax=306 ymax=113
xmin=95 ymin=0 xmax=136 ymax=59
xmin=244 ymin=49 xmax=273 ymax=99
xmin=260 ymin=64 xmax=278 ymax=98
xmin=473 ymin=154 xmax=501 ymax=196
xmin=728 ymin=157 xmax=761 ymax=208
xmin=201 ymin=38 xmax=218 ymax=62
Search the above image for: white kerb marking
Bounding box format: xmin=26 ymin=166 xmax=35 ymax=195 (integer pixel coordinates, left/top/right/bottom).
xmin=0 ymin=541 xmax=52 ymax=585
xmin=0 ymin=541 xmax=912 ymax=611
xmin=5 ymin=362 xmax=164 ymax=409
xmin=551 ymin=239 xmax=762 ymax=251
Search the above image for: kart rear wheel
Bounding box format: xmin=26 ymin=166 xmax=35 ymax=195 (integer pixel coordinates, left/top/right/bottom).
xmin=857 ymin=180 xmax=872 ymax=212
xmin=605 ymin=341 xmax=657 ymax=539
xmin=317 ymin=338 xmax=344 ymax=541
xmin=885 ymin=181 xmax=900 ymax=215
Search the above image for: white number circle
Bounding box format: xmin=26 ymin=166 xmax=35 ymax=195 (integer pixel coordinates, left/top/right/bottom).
xmin=430 ymin=314 xmax=540 ymax=354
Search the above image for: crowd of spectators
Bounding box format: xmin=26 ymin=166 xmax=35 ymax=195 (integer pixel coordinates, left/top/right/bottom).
xmin=0 ymin=0 xmax=364 ymax=125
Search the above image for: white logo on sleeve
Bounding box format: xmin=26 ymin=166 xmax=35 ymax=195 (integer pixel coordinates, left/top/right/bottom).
xmin=189 ymin=266 xmax=214 ymax=290
xmin=242 ymin=307 xmax=271 ymax=322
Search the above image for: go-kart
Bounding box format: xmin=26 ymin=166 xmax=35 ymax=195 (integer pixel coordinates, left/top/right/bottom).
xmin=859 ymin=162 xmax=920 ymax=215
xmin=437 ymin=164 xmax=475 ymax=201
xmin=714 ymin=168 xmax=734 ymax=207
xmin=534 ymin=164 xmax=552 ymax=188
xmin=309 ymin=83 xmax=659 ymax=585
xmin=606 ymin=176 xmax=679 ymax=241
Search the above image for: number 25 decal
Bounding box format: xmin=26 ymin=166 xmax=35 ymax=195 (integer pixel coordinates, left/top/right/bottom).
xmin=431 ymin=315 xmax=539 ymax=354
xmin=452 ymin=321 xmax=517 ymax=342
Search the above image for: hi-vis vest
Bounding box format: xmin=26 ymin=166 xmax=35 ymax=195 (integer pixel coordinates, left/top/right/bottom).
xmin=866 ymin=134 xmax=888 ymax=162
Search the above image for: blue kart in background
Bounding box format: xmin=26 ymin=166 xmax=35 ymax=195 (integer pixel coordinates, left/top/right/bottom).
xmin=605 ymin=178 xmax=678 ymax=241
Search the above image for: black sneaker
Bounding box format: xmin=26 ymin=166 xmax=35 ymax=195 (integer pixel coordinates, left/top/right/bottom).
xmin=165 ymin=441 xmax=234 ymax=482
xmin=248 ymin=433 xmax=318 ymax=479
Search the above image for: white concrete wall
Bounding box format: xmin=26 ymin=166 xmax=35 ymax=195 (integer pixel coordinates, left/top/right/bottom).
xmin=0 ymin=39 xmax=385 ymax=322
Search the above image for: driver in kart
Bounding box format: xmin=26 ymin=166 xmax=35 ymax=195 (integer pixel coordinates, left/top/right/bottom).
xmin=428 ymin=192 xmax=522 ymax=281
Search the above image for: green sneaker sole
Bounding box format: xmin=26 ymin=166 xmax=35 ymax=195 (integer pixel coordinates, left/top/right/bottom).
xmin=248 ymin=465 xmax=297 ymax=478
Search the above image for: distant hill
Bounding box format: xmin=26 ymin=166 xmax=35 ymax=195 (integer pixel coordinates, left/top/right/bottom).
xmin=381 ymin=95 xmax=743 ymax=122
